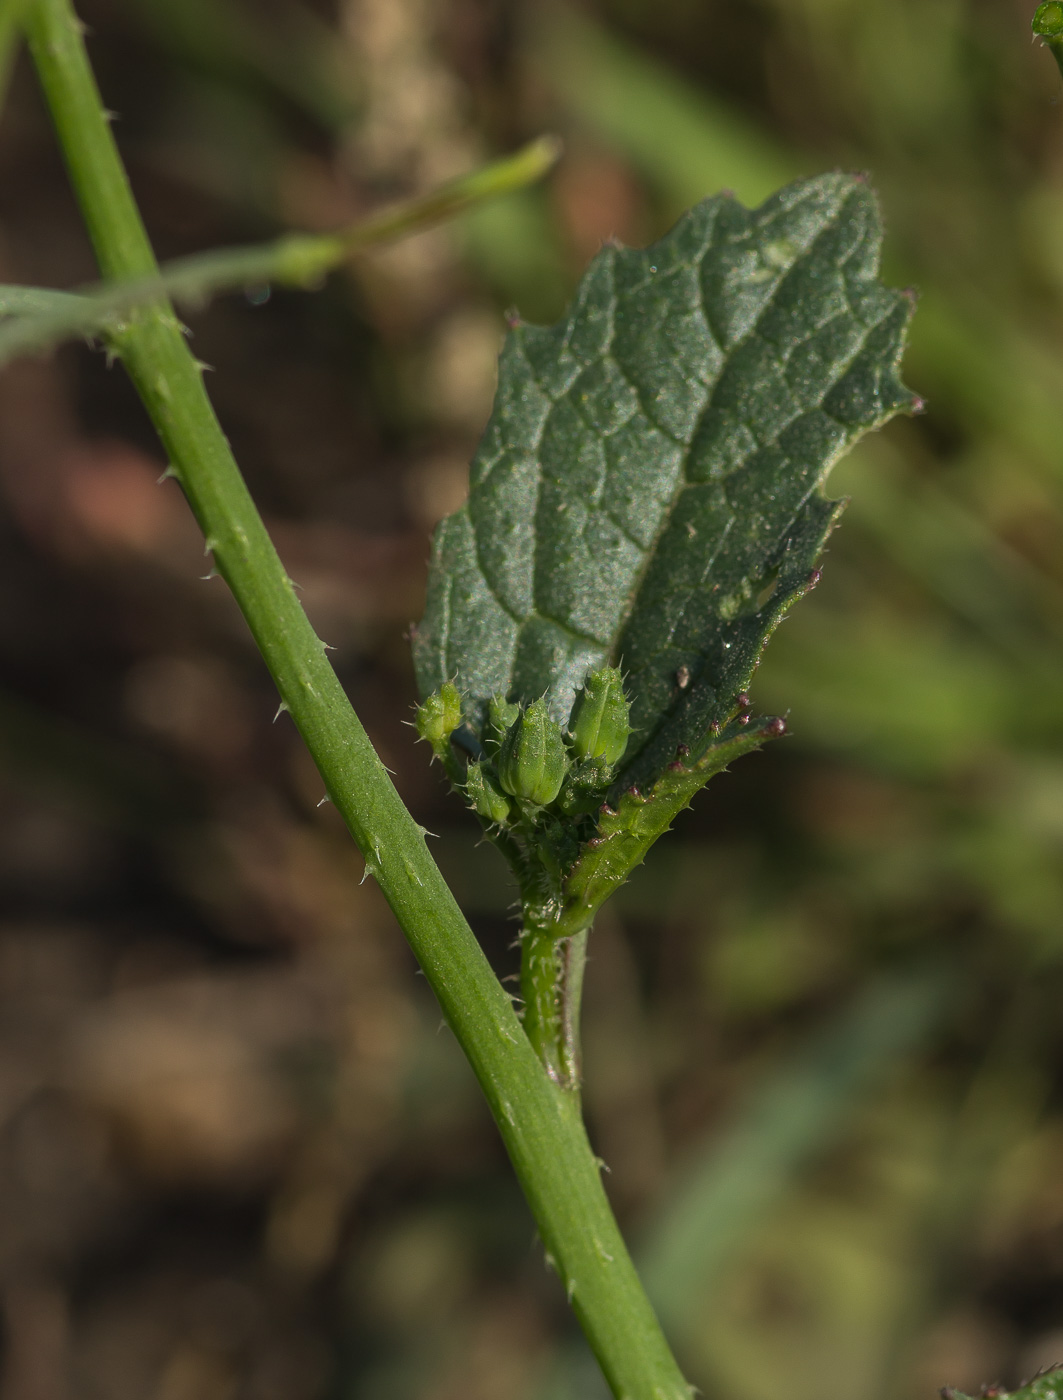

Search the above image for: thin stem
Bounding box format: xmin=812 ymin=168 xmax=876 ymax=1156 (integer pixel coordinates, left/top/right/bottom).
xmin=560 ymin=930 xmax=589 ymax=1085
xmin=21 ymin=3 xmax=689 ymax=1397
xmin=0 ymin=134 xmax=561 ymax=366
xmin=520 ymin=923 xmax=588 ymax=1092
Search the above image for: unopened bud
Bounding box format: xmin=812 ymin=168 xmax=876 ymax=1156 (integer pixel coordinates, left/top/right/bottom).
xmin=568 ymin=667 xmax=631 ymax=766
xmin=486 ymin=694 xmax=521 ymax=754
xmin=497 ymin=699 xmax=569 ymax=806
xmin=415 ymin=681 xmax=462 ymax=757
xmin=465 ymin=761 xmax=512 ymax=825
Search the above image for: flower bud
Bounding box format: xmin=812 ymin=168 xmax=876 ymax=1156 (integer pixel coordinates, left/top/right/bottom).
xmin=415 ymin=681 xmax=462 ymax=757
xmin=465 ymin=761 xmax=512 ymax=825
xmin=486 ymin=694 xmax=520 ymax=754
xmin=497 ymin=699 xmax=569 ymax=806
xmin=568 ymin=667 xmax=631 ymax=766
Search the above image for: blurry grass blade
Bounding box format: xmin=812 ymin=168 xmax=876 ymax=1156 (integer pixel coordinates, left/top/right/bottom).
xmin=838 ymin=442 xmax=1063 ymax=656
xmin=1033 ymin=2 xmax=1063 ymax=83
xmin=127 ymin=0 xmax=358 ymax=131
xmin=638 ymin=966 xmax=948 ymax=1339
xmin=0 ymin=284 xmax=82 ymax=317
xmin=909 ymin=291 xmax=1063 ymax=494
xmin=0 ymin=136 xmax=562 ymax=365
xmin=533 ymin=4 xmax=799 ymax=209
xmin=0 ymin=0 xmax=29 ymax=113
xmin=756 ymin=604 xmax=1049 ymax=775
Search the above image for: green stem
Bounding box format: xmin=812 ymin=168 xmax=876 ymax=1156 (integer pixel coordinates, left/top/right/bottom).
xmin=520 ymin=923 xmax=588 ymax=1092
xmin=22 ymin=2 xmax=689 ymax=1396
xmin=0 ymin=133 xmax=561 ymax=366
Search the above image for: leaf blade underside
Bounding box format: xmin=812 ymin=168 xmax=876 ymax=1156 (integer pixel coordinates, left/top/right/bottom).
xmin=414 ymin=171 xmax=916 ymax=793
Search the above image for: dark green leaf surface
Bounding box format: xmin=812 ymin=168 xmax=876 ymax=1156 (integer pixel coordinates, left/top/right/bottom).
xmin=944 ymin=1372 xmax=1063 ymax=1400
xmin=414 ymin=171 xmax=916 ymax=789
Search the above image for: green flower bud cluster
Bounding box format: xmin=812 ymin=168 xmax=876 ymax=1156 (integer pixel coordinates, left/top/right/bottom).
xmin=454 ymin=668 xmax=633 ymax=830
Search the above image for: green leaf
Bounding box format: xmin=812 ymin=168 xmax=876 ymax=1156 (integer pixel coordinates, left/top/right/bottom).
xmin=944 ymin=1372 xmax=1063 ymax=1400
xmin=413 ymin=172 xmax=916 ymax=935
xmin=414 ymin=172 xmax=915 ymax=777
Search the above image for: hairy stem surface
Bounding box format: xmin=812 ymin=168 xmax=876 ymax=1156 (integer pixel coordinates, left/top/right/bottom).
xmin=520 ymin=924 xmax=588 ymax=1092
xmin=21 ymin=1 xmax=689 ymax=1395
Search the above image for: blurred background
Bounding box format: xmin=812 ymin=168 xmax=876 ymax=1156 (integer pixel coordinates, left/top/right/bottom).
xmin=0 ymin=1 xmax=1062 ymax=1398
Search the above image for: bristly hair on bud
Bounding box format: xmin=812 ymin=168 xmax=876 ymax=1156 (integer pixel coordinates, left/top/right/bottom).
xmin=567 ymin=667 xmax=631 ymax=767
xmin=415 ymin=681 xmax=462 ymax=759
xmin=497 ymin=698 xmax=570 ymax=806
xmin=465 ymin=760 xmax=512 ymax=826
xmin=485 ymin=694 xmax=521 ymax=756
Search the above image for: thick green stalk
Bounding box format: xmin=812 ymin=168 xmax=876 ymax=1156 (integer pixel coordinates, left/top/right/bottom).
xmin=21 ymin=2 xmax=690 ymax=1395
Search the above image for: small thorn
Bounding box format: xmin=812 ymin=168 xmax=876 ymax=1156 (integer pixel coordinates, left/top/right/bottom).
xmin=273 ymin=700 xmax=289 ymax=722
xmin=199 ymin=568 xmax=219 ymax=581
xmin=766 ymin=717 xmax=787 ymax=737
xmin=910 ymin=395 xmax=927 ymax=415
xmin=156 ymin=465 xmax=177 ymax=484
xmin=599 ymin=802 xmax=617 ymax=817
xmin=626 ymin=785 xmax=642 ymax=800
xmin=316 ymin=793 xmax=331 ymax=807
xmin=807 ymin=568 xmax=822 ymax=590
xmin=736 ymin=692 xmax=751 ymax=709
xmin=736 ymin=713 xmax=750 ymax=727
